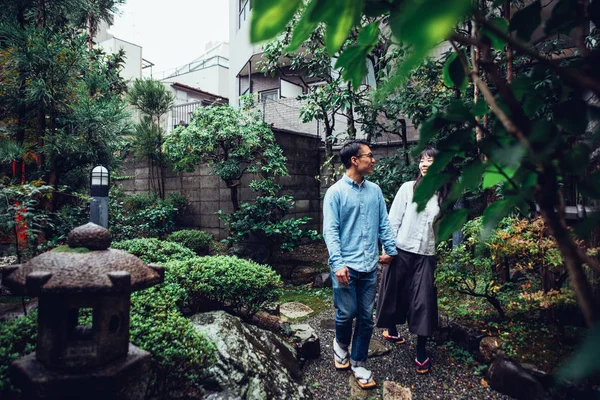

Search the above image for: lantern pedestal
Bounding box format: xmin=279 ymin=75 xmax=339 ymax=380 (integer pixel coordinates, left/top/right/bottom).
xmin=10 ymin=344 xmax=150 ymax=400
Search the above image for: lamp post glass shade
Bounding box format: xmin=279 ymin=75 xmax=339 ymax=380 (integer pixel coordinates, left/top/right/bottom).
xmin=90 ymin=165 xmax=109 ymax=197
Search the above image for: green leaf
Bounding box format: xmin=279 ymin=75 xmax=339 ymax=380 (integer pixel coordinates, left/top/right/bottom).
xmin=426 ymin=151 xmax=454 ymax=176
xmin=510 ymin=75 xmax=534 ymax=102
xmin=414 ymin=173 xmax=451 ymax=212
xmin=357 ymin=22 xmax=379 ymax=46
xmin=481 ymin=17 xmax=509 ymax=50
xmin=481 ymin=198 xmax=516 ymax=239
xmin=388 ymin=0 xmax=472 ymax=84
xmin=250 ymin=0 xmax=303 ymax=43
xmin=444 ymin=100 xmax=473 ymax=122
xmin=286 ymin=0 xmax=319 ymax=51
xmin=563 ymin=143 xmax=591 ymax=176
xmin=471 ymin=99 xmax=490 ymax=117
xmin=436 ymin=209 xmax=469 ymax=242
xmin=554 ymin=98 xmax=589 ymax=136
xmin=557 ymin=322 xmax=600 ymax=381
xmin=442 ymin=52 xmax=467 ymax=91
xmin=574 ymin=212 xmax=600 ymax=241
xmin=510 ymin=1 xmax=541 ymax=41
xmin=414 ymin=117 xmax=443 ymax=154
xmin=363 ymin=0 xmax=391 ymax=17
xmin=335 ymin=45 xmax=368 ymax=89
xmin=545 ymin=0 xmax=578 ymax=36
xmin=483 ymin=164 xmax=517 ymax=189
xmin=324 ymin=0 xmax=364 ymax=54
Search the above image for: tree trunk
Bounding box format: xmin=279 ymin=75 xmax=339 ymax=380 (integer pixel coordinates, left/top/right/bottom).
xmin=504 ymin=2 xmax=513 ymax=84
xmin=228 ymin=183 xmax=240 ymax=211
xmin=399 ymin=119 xmax=409 ymax=166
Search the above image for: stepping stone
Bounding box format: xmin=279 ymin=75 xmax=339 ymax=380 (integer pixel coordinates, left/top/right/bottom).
xmin=367 ymin=338 xmax=390 ymax=358
xmin=348 ymin=375 xmax=376 ymax=399
xmin=383 ymin=381 xmax=412 ymax=400
xmin=349 ymin=338 xmax=390 ymax=358
xmin=280 ymin=302 xmax=314 ymax=319
xmin=320 ymin=318 xmax=335 ymax=332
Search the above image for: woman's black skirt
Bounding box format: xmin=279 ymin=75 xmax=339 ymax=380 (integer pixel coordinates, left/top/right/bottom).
xmin=376 ymin=248 xmax=438 ymax=337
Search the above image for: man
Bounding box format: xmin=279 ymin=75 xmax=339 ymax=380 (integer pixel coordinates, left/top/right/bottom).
xmin=323 ymin=139 xmax=397 ymax=390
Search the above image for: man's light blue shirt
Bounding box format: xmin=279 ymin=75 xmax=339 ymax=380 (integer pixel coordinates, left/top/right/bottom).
xmin=323 ymin=174 xmax=398 ymax=273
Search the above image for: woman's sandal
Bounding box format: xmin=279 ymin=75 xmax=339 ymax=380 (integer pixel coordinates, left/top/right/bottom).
xmin=351 ymin=366 xmax=377 ymax=389
xmin=382 ymin=329 xmax=406 ymax=344
xmin=333 ymin=339 xmax=350 ymax=370
xmin=415 ymin=357 xmax=431 ymax=374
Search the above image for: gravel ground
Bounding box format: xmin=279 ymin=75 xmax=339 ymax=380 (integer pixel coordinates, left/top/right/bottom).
xmin=300 ymin=306 xmax=512 ymax=400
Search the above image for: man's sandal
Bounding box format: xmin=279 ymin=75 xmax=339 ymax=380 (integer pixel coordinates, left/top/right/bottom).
xmin=351 ymin=366 xmax=377 ymax=389
xmin=415 ymin=357 xmax=431 ymax=374
xmin=382 ymin=329 xmax=406 ymax=344
xmin=333 ymin=339 xmax=350 ymax=370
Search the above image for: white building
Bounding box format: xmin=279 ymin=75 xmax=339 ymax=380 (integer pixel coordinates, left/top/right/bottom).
xmin=228 ymin=0 xmax=389 ymax=142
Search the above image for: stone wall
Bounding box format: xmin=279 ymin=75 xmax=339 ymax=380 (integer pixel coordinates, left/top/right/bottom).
xmin=117 ymin=129 xmax=323 ymax=238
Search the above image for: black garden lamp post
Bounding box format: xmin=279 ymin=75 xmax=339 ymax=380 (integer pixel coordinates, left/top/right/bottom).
xmin=90 ymin=165 xmax=109 ymax=228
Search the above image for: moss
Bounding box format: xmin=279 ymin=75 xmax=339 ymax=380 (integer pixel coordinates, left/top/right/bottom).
xmin=279 ymin=285 xmax=332 ymax=321
xmin=51 ymin=245 xmax=91 ymax=253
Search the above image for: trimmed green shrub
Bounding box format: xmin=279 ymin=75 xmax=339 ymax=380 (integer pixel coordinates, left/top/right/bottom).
xmin=123 ymin=192 xmax=159 ymax=211
xmin=131 ymin=284 xmax=215 ymax=396
xmin=0 ymin=312 xmax=37 ymax=398
xmin=165 ymin=255 xmax=282 ymax=316
xmin=111 ymin=238 xmax=196 ymax=264
xmin=167 ymin=230 xmax=213 ymax=255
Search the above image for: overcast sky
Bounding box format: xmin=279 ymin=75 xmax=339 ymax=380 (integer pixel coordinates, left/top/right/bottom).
xmin=109 ymin=0 xmax=230 ymax=73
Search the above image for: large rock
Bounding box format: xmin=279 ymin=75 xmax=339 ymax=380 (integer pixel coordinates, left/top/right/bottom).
xmin=290 ymin=324 xmax=321 ymax=360
xmin=479 ymin=336 xmax=503 ymax=363
xmin=312 ymin=272 xmax=332 ymax=288
xmin=191 ymin=311 xmax=309 ymax=400
xmin=487 ymin=355 xmax=544 ymax=400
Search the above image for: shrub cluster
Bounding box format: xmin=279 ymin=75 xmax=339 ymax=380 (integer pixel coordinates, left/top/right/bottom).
xmin=108 ymin=185 xmax=185 ymax=241
xmin=0 ymin=311 xmax=37 ymax=398
xmin=111 ymin=238 xmax=196 ymax=264
xmin=165 ymin=256 xmax=282 ymax=316
xmin=167 ymin=229 xmax=213 ymax=255
xmin=436 ymin=217 xmax=587 ymax=320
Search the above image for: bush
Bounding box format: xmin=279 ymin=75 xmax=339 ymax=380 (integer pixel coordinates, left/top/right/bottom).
xmin=108 ymin=185 xmax=179 ymax=241
xmin=123 ymin=192 xmax=159 ymax=211
xmin=165 ymin=255 xmax=283 ymax=316
xmin=219 ymin=195 xmax=320 ymax=251
xmin=131 ymin=285 xmax=215 ymax=396
xmin=167 ymin=230 xmax=213 ymax=255
xmin=0 ymin=312 xmax=37 ymax=398
xmin=369 ymin=147 xmax=419 ymax=206
xmin=111 ymin=238 xmax=196 ymax=264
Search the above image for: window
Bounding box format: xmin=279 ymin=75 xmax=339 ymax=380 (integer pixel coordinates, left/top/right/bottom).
xmin=259 ymin=89 xmax=279 ymax=102
xmin=238 ymin=0 xmax=251 ymax=29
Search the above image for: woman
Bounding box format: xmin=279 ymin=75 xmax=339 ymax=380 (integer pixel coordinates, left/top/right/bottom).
xmin=376 ymin=146 xmax=446 ymax=374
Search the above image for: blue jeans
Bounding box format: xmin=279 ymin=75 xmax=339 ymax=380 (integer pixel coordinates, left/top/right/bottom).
xmin=332 ymin=267 xmax=377 ymax=367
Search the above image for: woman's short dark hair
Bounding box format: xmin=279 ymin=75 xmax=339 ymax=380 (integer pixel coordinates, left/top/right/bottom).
xmin=340 ymin=139 xmax=370 ymax=169
xmin=419 ymin=146 xmax=438 ymax=160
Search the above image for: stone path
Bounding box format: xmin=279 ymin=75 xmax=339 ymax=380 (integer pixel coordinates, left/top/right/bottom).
xmin=300 ymin=306 xmax=511 ymax=400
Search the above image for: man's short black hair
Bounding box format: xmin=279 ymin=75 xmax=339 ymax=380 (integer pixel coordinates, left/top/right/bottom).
xmin=340 ymin=139 xmax=370 ymax=169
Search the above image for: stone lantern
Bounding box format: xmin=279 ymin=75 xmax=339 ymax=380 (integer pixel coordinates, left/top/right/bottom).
xmin=1 ymin=223 xmax=164 ymax=400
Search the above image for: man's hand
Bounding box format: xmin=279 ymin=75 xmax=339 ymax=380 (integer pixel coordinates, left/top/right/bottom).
xmin=335 ymin=267 xmax=350 ymax=286
xmin=379 ymin=254 xmax=393 ymax=266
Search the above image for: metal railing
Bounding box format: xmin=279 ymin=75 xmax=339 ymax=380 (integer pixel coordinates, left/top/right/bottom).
xmin=171 ymin=101 xmax=207 ymax=130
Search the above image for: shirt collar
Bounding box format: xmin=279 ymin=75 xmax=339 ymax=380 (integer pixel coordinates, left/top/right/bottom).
xmin=342 ymin=174 xmax=366 ymax=188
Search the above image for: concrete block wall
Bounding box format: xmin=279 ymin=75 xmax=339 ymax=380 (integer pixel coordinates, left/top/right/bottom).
xmin=117 ymin=129 xmax=323 ymax=238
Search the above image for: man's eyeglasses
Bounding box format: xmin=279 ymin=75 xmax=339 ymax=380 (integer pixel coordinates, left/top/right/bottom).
xmin=355 ymin=153 xmax=374 ymax=159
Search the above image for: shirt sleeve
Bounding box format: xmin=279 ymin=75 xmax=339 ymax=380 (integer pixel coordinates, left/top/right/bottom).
xmin=322 ymin=187 xmax=345 ymax=272
xmin=388 ymin=182 xmax=411 ymax=241
xmin=377 ymin=187 xmax=398 ymax=256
